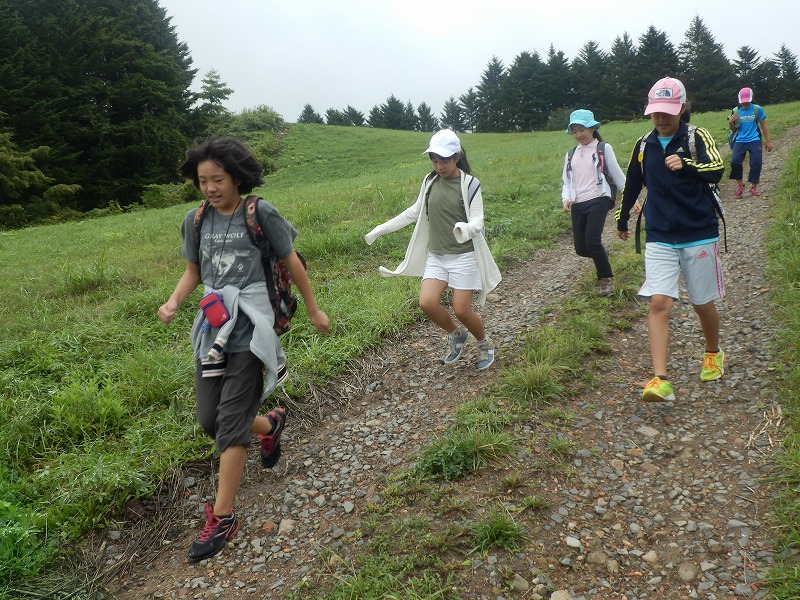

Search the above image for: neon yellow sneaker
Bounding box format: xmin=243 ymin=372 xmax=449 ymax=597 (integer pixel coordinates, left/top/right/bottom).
xmin=642 ymin=377 xmax=675 ymax=402
xmin=700 ymin=349 xmax=725 ymax=382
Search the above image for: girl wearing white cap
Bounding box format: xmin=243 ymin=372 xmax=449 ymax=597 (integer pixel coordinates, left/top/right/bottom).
xmin=365 ymin=130 xmax=501 ymax=370
xmin=561 ymin=108 xmax=626 ymax=297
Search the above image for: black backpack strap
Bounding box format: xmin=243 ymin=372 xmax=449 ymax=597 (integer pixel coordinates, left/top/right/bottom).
xmin=466 ymin=175 xmax=480 ymax=206
xmin=192 ymin=200 xmax=210 ymax=257
xmin=634 ymin=209 xmax=644 ymax=254
xmin=707 ymin=184 xmax=728 ymax=252
xmin=243 ymin=195 xmax=279 ymax=309
xmin=423 ymin=171 xmax=440 ymax=217
xmin=566 ymin=146 xmax=577 ymax=174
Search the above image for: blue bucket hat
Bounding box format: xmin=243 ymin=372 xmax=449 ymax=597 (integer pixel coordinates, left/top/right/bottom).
xmin=566 ymin=109 xmax=601 ymax=133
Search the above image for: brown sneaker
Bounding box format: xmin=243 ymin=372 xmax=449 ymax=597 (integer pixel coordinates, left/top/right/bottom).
xmin=598 ymin=278 xmax=614 ymax=297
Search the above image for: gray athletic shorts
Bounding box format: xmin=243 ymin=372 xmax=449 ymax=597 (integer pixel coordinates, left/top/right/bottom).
xmin=639 ymin=241 xmax=725 ymax=305
xmin=423 ymin=251 xmax=482 ymax=291
xmin=195 ymin=351 xmax=263 ymax=453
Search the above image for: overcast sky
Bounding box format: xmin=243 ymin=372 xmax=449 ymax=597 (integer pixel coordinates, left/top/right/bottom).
xmin=158 ymin=0 xmax=796 ymax=122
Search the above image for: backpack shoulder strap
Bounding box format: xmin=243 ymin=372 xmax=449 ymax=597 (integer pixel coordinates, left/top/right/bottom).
xmin=597 ymin=141 xmax=609 ymax=178
xmin=242 ymin=194 xmax=282 ymax=308
xmin=634 ymin=134 xmax=651 ymax=255
xmin=466 ymin=175 xmax=480 ymax=206
xmin=636 ymin=133 xmax=652 ymax=173
xmin=682 ymin=124 xmax=696 ymax=160
xmin=192 ymin=200 xmax=210 ymax=253
xmin=566 ymin=146 xmax=577 ymax=174
xmin=242 ymin=195 xmax=267 ymax=249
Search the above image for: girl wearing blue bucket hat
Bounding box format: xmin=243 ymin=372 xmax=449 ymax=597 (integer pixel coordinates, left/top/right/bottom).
xmin=561 ymin=109 xmax=626 ymax=297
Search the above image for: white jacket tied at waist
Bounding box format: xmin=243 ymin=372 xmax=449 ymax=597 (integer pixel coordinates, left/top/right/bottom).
xmin=190 ymin=282 xmax=286 ymax=402
xmin=365 ymin=171 xmax=501 ymax=305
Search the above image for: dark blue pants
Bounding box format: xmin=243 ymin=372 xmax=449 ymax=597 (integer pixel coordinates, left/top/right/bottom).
xmin=571 ymin=197 xmax=613 ymax=279
xmin=729 ymin=140 xmax=763 ymax=184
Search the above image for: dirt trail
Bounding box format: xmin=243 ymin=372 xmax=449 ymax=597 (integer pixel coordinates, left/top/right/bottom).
xmin=101 ymin=127 xmax=798 ymax=599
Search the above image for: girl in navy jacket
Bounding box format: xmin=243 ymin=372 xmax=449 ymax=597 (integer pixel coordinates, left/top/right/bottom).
xmin=616 ymin=77 xmax=725 ymax=403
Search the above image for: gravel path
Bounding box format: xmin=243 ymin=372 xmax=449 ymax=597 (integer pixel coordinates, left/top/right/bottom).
xmin=102 ymin=128 xmax=797 ymax=600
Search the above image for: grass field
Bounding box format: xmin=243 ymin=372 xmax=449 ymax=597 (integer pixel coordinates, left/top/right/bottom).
xmin=2 ymin=104 xmax=800 ymax=595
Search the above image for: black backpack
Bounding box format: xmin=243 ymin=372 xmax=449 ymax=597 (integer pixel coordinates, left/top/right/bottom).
xmin=192 ymin=195 xmax=304 ymax=335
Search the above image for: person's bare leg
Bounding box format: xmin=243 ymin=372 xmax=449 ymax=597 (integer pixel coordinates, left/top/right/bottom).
xmin=419 ymin=278 xmax=456 ymax=333
xmin=451 ymin=289 xmax=485 ymax=341
xmin=648 ymin=294 xmax=673 ymax=376
xmin=694 ymin=301 xmax=720 ymax=352
xmin=214 ymin=445 xmax=247 ymax=515
xmin=252 ymin=415 xmax=273 ymax=436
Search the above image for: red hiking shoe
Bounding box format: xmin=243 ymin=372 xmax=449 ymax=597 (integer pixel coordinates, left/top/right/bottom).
xmin=187 ymin=502 xmax=240 ymax=562
xmin=259 ymin=406 xmax=286 ymax=468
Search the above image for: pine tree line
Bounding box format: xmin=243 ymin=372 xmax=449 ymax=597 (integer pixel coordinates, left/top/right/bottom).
xmin=298 ymin=18 xmax=800 ymax=133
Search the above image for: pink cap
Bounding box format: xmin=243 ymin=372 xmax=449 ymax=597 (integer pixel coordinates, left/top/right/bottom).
xmin=644 ymin=77 xmax=686 ymax=116
xmin=738 ymin=87 xmax=753 ymax=103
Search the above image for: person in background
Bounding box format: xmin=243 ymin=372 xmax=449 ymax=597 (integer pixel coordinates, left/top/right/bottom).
xmin=158 ymin=136 xmax=329 ymax=562
xmin=365 ymin=129 xmax=501 ymax=370
xmin=728 ymin=87 xmax=772 ymax=198
xmin=561 ymin=109 xmax=626 ymax=297
xmin=615 ymin=77 xmax=725 ymax=403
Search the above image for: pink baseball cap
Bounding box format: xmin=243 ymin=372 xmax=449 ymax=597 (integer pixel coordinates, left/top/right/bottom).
xmin=644 ymin=77 xmax=686 ymax=116
xmin=738 ymin=87 xmax=753 ymax=103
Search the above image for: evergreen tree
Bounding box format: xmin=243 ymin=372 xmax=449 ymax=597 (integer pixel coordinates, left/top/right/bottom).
xmin=343 ymin=105 xmax=365 ymax=126
xmin=458 ymin=88 xmax=479 ymax=132
xmin=753 ymin=59 xmax=781 ymax=105
xmin=571 ymin=42 xmax=611 ymax=115
xmin=678 ymin=16 xmax=734 ymax=112
xmin=0 ymin=130 xmax=50 ymax=205
xmin=732 ymin=47 xmax=774 ymax=105
xmin=378 ymin=95 xmax=407 ymax=130
xmin=774 ymin=45 xmax=800 ymax=101
xmin=504 ymin=51 xmax=547 ymax=131
xmin=297 ymin=104 xmax=324 ymax=124
xmin=402 ymin=101 xmax=419 ymax=131
xmin=0 ymin=0 xmax=195 ymax=210
xmin=474 ymin=57 xmax=507 ymax=132
xmin=194 ymin=69 xmax=233 ymax=134
xmin=440 ymin=96 xmax=466 ymax=132
xmin=606 ymin=33 xmax=641 ymax=121
xmin=635 ymin=26 xmax=680 ymax=111
xmin=541 ymin=46 xmax=574 ymax=129
xmin=733 ymin=46 xmax=761 ymax=83
xmin=416 ymin=102 xmax=439 ymax=132
xmin=367 ymin=105 xmax=385 ymax=128
xmin=325 ymin=108 xmax=350 ymax=126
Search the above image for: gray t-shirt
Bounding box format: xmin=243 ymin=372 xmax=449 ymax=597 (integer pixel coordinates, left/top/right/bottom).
xmin=181 ymin=198 xmax=297 ymax=351
xmin=427 ymin=175 xmax=473 ymax=255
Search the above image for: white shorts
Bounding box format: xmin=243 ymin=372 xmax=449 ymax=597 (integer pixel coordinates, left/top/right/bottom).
xmin=423 ymin=251 xmax=482 ymax=291
xmin=639 ymin=241 xmax=725 ymax=304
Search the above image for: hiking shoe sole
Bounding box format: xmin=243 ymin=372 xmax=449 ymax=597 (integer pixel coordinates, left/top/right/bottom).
xmin=260 ymin=407 xmax=286 ymax=468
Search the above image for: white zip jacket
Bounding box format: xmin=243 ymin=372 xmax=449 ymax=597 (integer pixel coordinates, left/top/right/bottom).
xmin=365 ymin=171 xmax=501 ymax=305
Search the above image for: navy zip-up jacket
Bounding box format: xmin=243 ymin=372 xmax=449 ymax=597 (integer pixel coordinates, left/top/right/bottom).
xmin=615 ymin=122 xmax=724 ymax=246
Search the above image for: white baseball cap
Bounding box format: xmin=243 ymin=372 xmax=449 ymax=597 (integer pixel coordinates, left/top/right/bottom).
xmin=423 ymin=129 xmax=461 ymax=157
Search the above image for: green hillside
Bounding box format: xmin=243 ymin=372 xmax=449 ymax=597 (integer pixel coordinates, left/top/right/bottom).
xmin=2 ymin=104 xmax=800 ymax=593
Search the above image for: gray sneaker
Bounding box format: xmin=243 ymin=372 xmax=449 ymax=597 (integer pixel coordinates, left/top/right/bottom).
xmin=598 ymin=277 xmax=614 ymax=297
xmin=443 ymin=327 xmax=469 ymax=364
xmin=476 ymin=337 xmax=495 ymax=370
